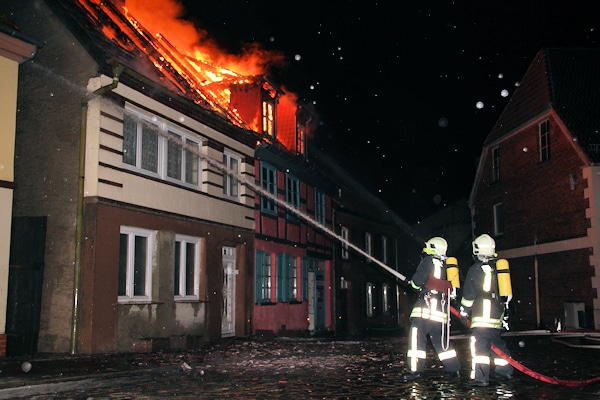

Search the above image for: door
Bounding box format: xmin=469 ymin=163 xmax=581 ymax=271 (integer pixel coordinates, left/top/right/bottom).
xmin=314 ymin=270 xmax=326 ymax=331
xmin=7 ymin=216 xmax=46 ymax=356
xmin=308 ymin=269 xmax=326 ymax=333
xmin=221 ymin=246 xmax=236 ymax=337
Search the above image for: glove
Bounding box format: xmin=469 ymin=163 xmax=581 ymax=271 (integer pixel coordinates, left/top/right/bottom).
xmin=502 ymin=304 xmax=511 ymax=330
xmin=459 ymin=306 xmax=470 ymax=319
xmin=449 ymin=287 xmax=457 ymax=300
xmin=502 ymin=314 xmax=510 ymax=331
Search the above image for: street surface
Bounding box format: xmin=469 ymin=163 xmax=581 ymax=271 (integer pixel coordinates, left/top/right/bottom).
xmin=0 ymin=334 xmax=599 ymax=399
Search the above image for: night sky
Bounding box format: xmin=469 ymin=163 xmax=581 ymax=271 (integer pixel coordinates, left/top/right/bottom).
xmin=172 ymin=1 xmax=599 ymax=223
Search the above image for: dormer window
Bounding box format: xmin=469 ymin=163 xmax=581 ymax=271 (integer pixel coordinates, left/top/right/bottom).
xmin=296 ymin=121 xmax=306 ymax=156
xmin=262 ymin=99 xmax=275 ymax=138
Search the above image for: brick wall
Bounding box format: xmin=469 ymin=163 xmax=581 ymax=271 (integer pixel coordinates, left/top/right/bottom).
xmin=473 ymin=115 xmax=588 ymax=249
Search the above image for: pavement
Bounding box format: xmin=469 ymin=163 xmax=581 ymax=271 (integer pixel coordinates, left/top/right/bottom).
xmin=1 ymin=333 xmax=600 ymax=399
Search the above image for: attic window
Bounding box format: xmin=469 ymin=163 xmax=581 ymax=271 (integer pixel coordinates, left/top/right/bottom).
xmin=262 ymin=99 xmax=275 ymax=138
xmin=492 ymin=146 xmax=500 ymax=182
xmin=538 ymin=119 xmax=550 ymax=162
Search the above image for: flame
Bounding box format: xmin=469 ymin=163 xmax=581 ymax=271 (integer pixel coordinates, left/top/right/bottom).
xmin=124 ymin=0 xmax=285 ymax=76
xmin=78 ymin=0 xmax=289 ymax=131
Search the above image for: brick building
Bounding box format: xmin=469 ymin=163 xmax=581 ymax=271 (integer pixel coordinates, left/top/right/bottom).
xmin=470 ymin=48 xmax=600 ymax=330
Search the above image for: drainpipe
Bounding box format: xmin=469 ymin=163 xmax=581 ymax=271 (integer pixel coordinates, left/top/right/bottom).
xmin=70 ymin=64 xmax=125 ymax=354
xmin=534 ymin=237 xmax=540 ymax=329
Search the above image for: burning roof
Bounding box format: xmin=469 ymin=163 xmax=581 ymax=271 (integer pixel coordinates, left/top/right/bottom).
xmin=58 ymin=0 xmax=281 ymax=131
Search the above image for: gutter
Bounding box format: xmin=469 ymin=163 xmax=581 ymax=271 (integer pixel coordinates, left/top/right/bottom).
xmin=70 ymin=63 xmax=126 ymax=355
xmin=0 ymin=23 xmax=45 ymax=64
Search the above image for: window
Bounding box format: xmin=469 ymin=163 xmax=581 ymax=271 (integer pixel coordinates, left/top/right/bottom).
xmin=255 ymin=250 xmax=272 ymax=303
xmin=381 ymin=236 xmax=388 ymax=264
xmin=315 ymin=189 xmax=326 ymax=225
xmin=260 ymin=162 xmax=277 ymax=214
xmin=539 ymin=119 xmax=550 ymax=162
xmin=123 ymin=109 xmax=201 ymax=187
xmin=286 ymin=174 xmax=300 ymax=216
xmin=119 ymin=226 xmax=153 ymax=302
xmin=365 ymin=232 xmax=372 ymax=263
xmin=296 ymin=121 xmax=306 ymax=156
xmin=276 ymin=254 xmax=298 ymax=302
xmin=262 ymin=100 xmax=275 ymax=138
xmin=174 ymin=235 xmax=200 ymax=300
xmin=492 ymin=146 xmax=500 ymax=182
xmin=341 ymin=226 xmax=349 ymax=259
xmin=494 ymin=202 xmax=504 ymax=236
xmin=223 ymin=151 xmax=240 ymax=199
xmin=123 ymin=113 xmax=158 ymax=174
xmin=366 ymin=282 xmax=375 ymax=317
xmin=167 ymin=130 xmax=182 ymax=180
xmin=382 ymin=283 xmax=391 ymax=315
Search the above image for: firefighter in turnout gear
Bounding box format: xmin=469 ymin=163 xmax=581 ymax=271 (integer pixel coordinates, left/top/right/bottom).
xmin=460 ymin=234 xmax=514 ymax=387
xmin=401 ymin=237 xmax=461 ymax=381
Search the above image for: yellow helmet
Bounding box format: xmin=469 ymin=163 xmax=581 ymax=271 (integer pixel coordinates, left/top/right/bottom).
xmin=423 ymin=237 xmax=448 ymax=257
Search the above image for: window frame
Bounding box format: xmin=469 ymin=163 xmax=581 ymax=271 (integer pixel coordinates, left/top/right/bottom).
xmin=539 ymin=119 xmax=550 ymax=162
xmin=382 ymin=283 xmax=391 ymax=315
xmin=315 ymin=189 xmax=326 ymax=225
xmin=255 ymin=250 xmax=273 ymax=303
xmin=276 ymin=254 xmax=298 ymax=302
xmin=341 ymin=226 xmax=349 ymax=260
xmin=222 ymin=150 xmax=241 ymax=200
xmin=286 ymin=173 xmax=300 ymax=218
xmin=492 ymin=146 xmax=500 ymax=182
xmin=118 ymin=226 xmax=153 ymax=303
xmin=365 ymin=232 xmax=373 ymax=263
xmin=262 ymin=99 xmax=275 ymax=138
xmin=260 ymin=162 xmax=277 ymax=214
xmin=296 ymin=121 xmax=306 ymax=156
xmin=381 ymin=236 xmax=388 ymax=264
xmin=174 ymin=234 xmax=201 ymax=301
xmin=123 ymin=107 xmax=202 ymax=189
xmin=366 ymin=282 xmax=375 ymax=317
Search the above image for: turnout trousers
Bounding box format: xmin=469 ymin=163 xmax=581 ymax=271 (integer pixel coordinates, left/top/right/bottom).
xmin=470 ymin=327 xmax=514 ymax=382
xmin=406 ymin=317 xmax=460 ymax=373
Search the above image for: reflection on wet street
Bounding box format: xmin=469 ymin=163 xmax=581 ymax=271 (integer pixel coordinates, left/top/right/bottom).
xmin=2 ymin=334 xmax=600 ymax=399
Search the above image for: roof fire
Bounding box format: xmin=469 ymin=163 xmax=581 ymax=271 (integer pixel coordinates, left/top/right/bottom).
xmin=72 ymin=0 xmax=289 ymax=133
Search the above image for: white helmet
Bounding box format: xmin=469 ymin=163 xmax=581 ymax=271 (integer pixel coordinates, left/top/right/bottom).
xmin=473 ymin=234 xmax=496 ymax=259
xmin=423 ymin=237 xmax=448 ymax=257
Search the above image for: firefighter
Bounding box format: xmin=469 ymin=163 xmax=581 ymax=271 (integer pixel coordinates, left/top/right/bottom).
xmin=460 ymin=233 xmax=514 ymax=387
xmin=401 ymin=237 xmax=461 ymax=381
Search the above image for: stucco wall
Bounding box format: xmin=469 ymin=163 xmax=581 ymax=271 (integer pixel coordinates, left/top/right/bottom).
xmin=10 ymin=0 xmax=100 ymax=353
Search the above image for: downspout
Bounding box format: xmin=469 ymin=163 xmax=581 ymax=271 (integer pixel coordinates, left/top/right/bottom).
xmin=70 ymin=64 xmax=125 ymax=354
xmin=534 ymin=236 xmax=540 ymax=329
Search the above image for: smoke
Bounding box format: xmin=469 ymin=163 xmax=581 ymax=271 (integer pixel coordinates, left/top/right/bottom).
xmin=124 ymin=0 xmax=285 ymax=76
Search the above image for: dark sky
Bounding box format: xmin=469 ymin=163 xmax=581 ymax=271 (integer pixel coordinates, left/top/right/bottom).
xmin=177 ymin=1 xmax=599 ymax=223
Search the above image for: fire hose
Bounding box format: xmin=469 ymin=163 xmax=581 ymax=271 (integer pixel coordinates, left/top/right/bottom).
xmin=448 ymin=306 xmax=600 ymax=386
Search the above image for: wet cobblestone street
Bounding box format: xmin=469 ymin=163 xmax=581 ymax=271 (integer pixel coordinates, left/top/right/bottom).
xmin=1 ymin=334 xmax=600 ymax=399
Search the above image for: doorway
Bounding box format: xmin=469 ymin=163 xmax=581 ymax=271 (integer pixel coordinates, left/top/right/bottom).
xmin=221 ymin=246 xmax=236 ymax=337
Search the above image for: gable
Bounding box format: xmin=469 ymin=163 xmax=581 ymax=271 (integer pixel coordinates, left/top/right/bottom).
xmin=484 ymin=48 xmax=600 ymax=163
